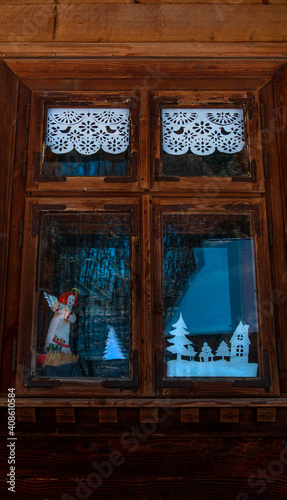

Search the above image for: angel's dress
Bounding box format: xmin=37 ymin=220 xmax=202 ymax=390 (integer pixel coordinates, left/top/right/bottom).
xmin=45 ymin=304 xmax=76 ymax=355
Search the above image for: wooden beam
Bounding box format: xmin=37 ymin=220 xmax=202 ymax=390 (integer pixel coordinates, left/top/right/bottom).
xmin=3 ymin=398 xmax=287 ymax=407
xmin=20 ymin=77 xmax=269 ymax=93
xmin=0 ymin=5 xmax=286 ymax=44
xmin=0 ymin=0 xmax=287 ymax=4
xmin=5 ymin=58 xmax=284 ymax=81
xmin=52 ymin=5 xmax=287 ymax=44
xmin=1 ymin=42 xmax=287 ymax=60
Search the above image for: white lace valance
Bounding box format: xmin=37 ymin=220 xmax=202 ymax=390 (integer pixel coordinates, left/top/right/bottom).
xmin=162 ymin=108 xmax=245 ymax=156
xmin=46 ymin=108 xmax=130 ymax=155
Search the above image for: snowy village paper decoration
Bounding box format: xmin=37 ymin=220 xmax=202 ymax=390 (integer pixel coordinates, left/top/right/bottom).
xmin=166 ymin=313 xmax=258 ymax=378
xmin=161 ymin=108 xmax=249 ymax=178
xmin=162 ymin=212 xmax=259 ymax=378
xmin=35 ymin=211 xmax=131 ymax=378
xmin=43 ymin=107 xmax=130 ymax=177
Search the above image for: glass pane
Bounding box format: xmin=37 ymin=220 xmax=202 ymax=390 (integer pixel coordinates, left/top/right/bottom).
xmin=43 ymin=108 xmax=130 ymax=177
xmin=162 ymin=108 xmax=249 ymax=177
xmin=35 ymin=211 xmax=131 ymax=379
xmin=162 ymin=213 xmax=259 ymax=378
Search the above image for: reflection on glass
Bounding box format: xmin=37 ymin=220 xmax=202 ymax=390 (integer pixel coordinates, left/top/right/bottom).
xmin=42 ymin=108 xmax=130 ymax=177
xmin=36 ymin=212 xmax=131 ymax=378
xmin=161 ymin=108 xmax=249 ymax=177
xmin=162 ymin=213 xmax=258 ymax=377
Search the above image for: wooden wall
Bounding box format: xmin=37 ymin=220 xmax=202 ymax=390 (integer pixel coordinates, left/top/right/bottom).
xmin=1 ymin=1 xmax=287 ymax=499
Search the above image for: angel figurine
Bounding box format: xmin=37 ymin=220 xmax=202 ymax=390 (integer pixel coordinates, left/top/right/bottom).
xmin=42 ymin=289 xmax=79 ymax=366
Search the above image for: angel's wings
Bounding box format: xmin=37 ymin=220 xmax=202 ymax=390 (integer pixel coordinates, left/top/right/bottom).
xmin=44 ymin=292 xmax=58 ymax=310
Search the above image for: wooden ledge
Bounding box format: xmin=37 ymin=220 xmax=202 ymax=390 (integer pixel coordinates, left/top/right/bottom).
xmin=1 ymin=42 xmax=287 ymax=60
xmin=2 ymin=397 xmax=287 ymax=408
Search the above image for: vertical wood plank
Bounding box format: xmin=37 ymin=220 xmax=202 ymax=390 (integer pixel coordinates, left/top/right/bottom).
xmin=139 ymin=87 xmax=150 ymax=190
xmin=142 ymin=194 xmax=153 ymax=396
xmin=0 ymin=62 xmax=19 ymax=388
xmin=1 ymin=82 xmax=31 ymax=395
xmin=261 ymin=75 xmax=287 ymax=393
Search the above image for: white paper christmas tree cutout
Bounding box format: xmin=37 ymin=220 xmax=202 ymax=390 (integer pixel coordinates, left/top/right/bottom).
xmin=102 ymin=325 xmax=126 ymax=360
xmin=187 ymin=343 xmax=197 ymax=361
xmin=166 ymin=313 xmax=194 ymax=360
xmin=166 ymin=313 xmax=258 ymax=378
xmin=215 ymin=340 xmax=230 ymax=360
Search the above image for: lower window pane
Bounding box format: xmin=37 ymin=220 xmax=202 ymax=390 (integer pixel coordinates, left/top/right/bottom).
xmin=162 ymin=213 xmax=259 ymax=378
xmin=36 ymin=211 xmax=131 ymax=379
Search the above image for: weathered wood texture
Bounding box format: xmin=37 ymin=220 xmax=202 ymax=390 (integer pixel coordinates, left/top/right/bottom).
xmin=257 ymin=407 xmax=277 ymax=422
xmin=0 ymin=62 xmax=19 ymax=379
xmin=3 ymin=397 xmax=287 ymax=407
xmin=16 ymin=408 xmax=36 ymax=423
xmin=1 ymin=0 xmax=287 ymax=4
xmin=0 ymin=5 xmax=287 ymax=43
xmin=1 ymin=42 xmax=287 ymax=60
xmin=20 ymin=77 xmax=271 ymax=92
xmin=0 ymin=81 xmax=30 ymax=396
xmin=272 ymin=65 xmax=287 ymax=394
xmin=180 ymin=407 xmax=200 ymax=422
xmin=259 ymin=77 xmax=287 ymax=394
xmin=1 ymin=422 xmax=287 ymax=499
xmin=6 ymin=59 xmax=285 ymax=80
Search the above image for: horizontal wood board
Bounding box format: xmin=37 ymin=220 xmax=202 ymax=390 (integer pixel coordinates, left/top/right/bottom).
xmin=1 ymin=42 xmax=287 ymax=60
xmin=5 ymin=58 xmax=285 ymax=80
xmin=0 ymin=432 xmax=287 ymax=499
xmin=0 ymin=5 xmax=287 ymax=43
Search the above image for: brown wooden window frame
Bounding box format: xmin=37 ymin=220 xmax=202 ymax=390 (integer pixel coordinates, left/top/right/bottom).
xmin=16 ymin=197 xmax=141 ymax=397
xmin=150 ymin=91 xmax=263 ymax=192
xmin=153 ymin=198 xmax=278 ymax=397
xmin=27 ymin=91 xmax=140 ymax=192
xmin=1 ymin=58 xmax=285 ymax=403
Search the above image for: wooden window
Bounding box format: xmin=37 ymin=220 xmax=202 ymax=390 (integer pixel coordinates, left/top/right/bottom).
xmin=16 ymin=198 xmax=141 ymax=396
xmin=151 ymin=92 xmax=262 ymax=191
xmin=27 ymin=92 xmax=139 ymax=192
xmin=154 ymin=198 xmax=278 ymax=396
xmin=14 ymin=81 xmax=282 ymax=399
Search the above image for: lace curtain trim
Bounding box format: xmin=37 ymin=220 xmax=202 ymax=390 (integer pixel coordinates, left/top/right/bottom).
xmin=46 ymin=108 xmax=130 ymax=155
xmin=162 ymin=109 xmax=245 ymax=156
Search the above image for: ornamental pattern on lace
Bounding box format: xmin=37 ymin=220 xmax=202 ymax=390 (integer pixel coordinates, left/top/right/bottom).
xmin=46 ymin=108 xmax=130 ymax=155
xmin=162 ymin=108 xmax=245 ymax=156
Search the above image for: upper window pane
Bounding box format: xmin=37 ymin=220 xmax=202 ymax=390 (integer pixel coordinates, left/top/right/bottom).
xmin=43 ymin=107 xmax=130 ymax=177
xmin=162 ymin=108 xmax=249 ymax=178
